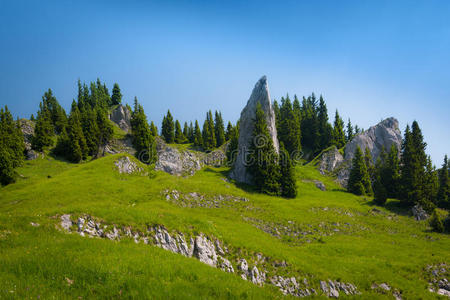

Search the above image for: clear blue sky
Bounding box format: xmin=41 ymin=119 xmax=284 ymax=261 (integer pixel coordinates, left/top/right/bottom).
xmin=1 ymin=0 xmax=449 ymax=165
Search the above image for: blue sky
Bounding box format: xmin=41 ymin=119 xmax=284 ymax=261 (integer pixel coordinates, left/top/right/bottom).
xmin=0 ymin=0 xmax=449 ymax=165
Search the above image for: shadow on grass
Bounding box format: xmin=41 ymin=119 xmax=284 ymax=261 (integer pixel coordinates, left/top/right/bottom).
xmin=362 ymin=198 xmax=411 ymax=216
xmin=202 ymin=167 xmax=260 ymax=195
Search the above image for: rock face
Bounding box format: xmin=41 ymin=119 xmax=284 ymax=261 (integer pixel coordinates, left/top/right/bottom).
xmin=318 ymin=118 xmax=402 ymax=187
xmin=154 ymin=138 xmax=226 ymax=176
xmin=109 ymin=105 xmax=131 ymax=132
xmin=344 ymin=117 xmax=402 ymax=163
xmin=114 ymin=156 xmax=145 ymax=174
xmin=230 ymin=76 xmax=279 ymax=184
xmin=411 ymin=204 xmax=429 ymax=221
xmin=19 ymin=119 xmax=40 ymax=160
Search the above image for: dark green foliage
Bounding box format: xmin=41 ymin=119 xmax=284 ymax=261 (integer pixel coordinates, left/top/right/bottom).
xmin=278 ymin=95 xmax=301 ymax=158
xmin=161 ymin=110 xmax=175 ymax=143
xmin=423 ymin=156 xmax=439 ymax=207
xmin=273 ymin=100 xmax=281 ymax=134
xmin=41 ymin=89 xmax=67 ymax=134
xmin=214 ymin=111 xmax=225 ymax=147
xmin=202 ymin=111 xmax=216 ymax=150
xmin=437 ymin=155 xmax=449 ymax=208
xmin=399 ymin=122 xmax=428 ymax=206
xmin=373 ymin=173 xmax=387 ymax=205
xmin=279 ymin=143 xmax=297 ymax=198
xmin=131 ymin=98 xmax=156 ymax=164
xmin=347 ymin=146 xmax=373 ymax=196
xmin=150 ymin=121 xmax=158 ymax=137
xmin=332 ymin=110 xmax=346 ymax=149
xmin=95 ymin=108 xmax=114 ymax=155
xmin=111 ymin=83 xmax=122 ymax=106
xmin=0 ymin=106 xmax=25 ymax=185
xmin=247 ymin=103 xmax=280 ymax=196
xmin=30 ymin=114 xmax=35 ymax=121
xmin=364 ymin=147 xmax=375 ymax=182
xmin=225 ymin=121 xmax=233 ymax=141
xmin=32 ymin=100 xmax=55 ymax=151
xmin=182 ymin=122 xmax=189 ymax=140
xmin=193 ymin=120 xmax=203 ymax=147
xmin=175 ymin=120 xmax=186 ymax=144
xmin=430 ymin=209 xmax=444 ymax=233
xmin=188 ymin=122 xmax=194 ymax=143
xmin=317 ymin=96 xmax=332 ymax=150
xmin=66 ymin=105 xmax=88 ymax=162
xmin=346 ymin=118 xmax=354 ymax=142
xmin=384 ymin=145 xmax=401 ymax=198
xmin=81 ymin=108 xmax=100 ymax=156
xmin=300 ymin=94 xmax=320 ymax=154
xmin=226 ymin=121 xmax=239 ymax=165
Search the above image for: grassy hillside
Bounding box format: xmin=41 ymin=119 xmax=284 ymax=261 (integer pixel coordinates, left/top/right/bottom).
xmin=0 ymin=153 xmax=449 ymax=299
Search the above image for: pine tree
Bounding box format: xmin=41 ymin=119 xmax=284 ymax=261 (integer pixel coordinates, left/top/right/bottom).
xmin=183 ymin=122 xmax=189 ymax=140
xmin=214 ymin=111 xmax=225 ymax=147
xmin=81 ymin=108 xmax=99 ymax=156
xmin=30 ymin=114 xmax=35 ymax=121
xmin=66 ymin=104 xmax=87 ymax=162
xmin=279 ymin=143 xmax=297 ymax=198
xmin=150 ymin=121 xmax=158 ymax=136
xmin=247 ymin=103 xmax=280 ymax=195
xmin=175 ymin=120 xmax=186 ymax=144
xmin=347 ymin=146 xmax=372 ymax=196
xmin=273 ymin=100 xmax=281 ymax=134
xmin=278 ymin=96 xmax=301 ymax=157
xmin=364 ymin=147 xmax=375 ymax=183
xmin=332 ymin=110 xmax=346 ymax=149
xmin=130 ymin=98 xmax=156 ymax=164
xmin=422 ymin=156 xmax=438 ymax=211
xmin=111 ymin=83 xmax=122 ymax=106
xmin=161 ymin=110 xmax=175 ymax=143
xmin=95 ymin=108 xmax=114 ymax=156
xmin=202 ymin=111 xmax=216 ymax=150
xmin=193 ymin=120 xmax=203 ymax=147
xmin=317 ymin=95 xmax=332 ymax=150
xmin=226 ymin=121 xmax=239 ymax=165
xmin=346 ymin=118 xmax=354 ymax=142
xmin=32 ymin=101 xmax=54 ymax=151
xmin=225 ymin=121 xmax=233 ymax=141
xmin=188 ymin=122 xmax=194 ymax=143
xmin=437 ymin=155 xmax=449 ymax=208
xmin=383 ymin=144 xmax=400 ymax=198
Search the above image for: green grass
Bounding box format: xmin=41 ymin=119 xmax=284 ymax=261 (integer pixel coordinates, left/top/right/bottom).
xmin=0 ymin=153 xmax=449 ymax=299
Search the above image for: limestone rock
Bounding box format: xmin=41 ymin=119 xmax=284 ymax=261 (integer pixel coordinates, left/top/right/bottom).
xmin=219 ymin=257 xmax=234 ymax=273
xmin=250 ymin=266 xmax=265 ymax=285
xmin=230 ymin=76 xmax=279 ymax=184
xmin=344 ymin=117 xmax=402 ymax=164
xmin=114 ymin=156 xmax=144 ymax=174
xmin=109 ymin=105 xmax=131 ymax=132
xmin=317 ymin=118 xmax=401 ymax=187
xmin=60 ymin=214 xmax=72 ymax=231
xmin=154 ymin=226 xmax=179 ymax=253
xmin=193 ymin=234 xmax=217 ymax=267
xmin=411 ymin=204 xmax=429 ymax=221
xmin=19 ymin=119 xmax=41 ymax=160
xmin=314 ymin=180 xmax=326 ymax=191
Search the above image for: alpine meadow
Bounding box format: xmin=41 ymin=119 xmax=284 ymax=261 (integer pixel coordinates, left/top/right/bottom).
xmin=1 ymin=1 xmax=449 ymax=299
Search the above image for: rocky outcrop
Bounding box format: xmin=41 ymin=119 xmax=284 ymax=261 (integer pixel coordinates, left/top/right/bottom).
xmin=427 ymin=263 xmax=450 ymax=297
xmin=411 ymin=204 xmax=429 ymax=221
xmin=230 ymin=76 xmax=279 ymax=184
xmin=114 ymin=156 xmax=145 ymax=174
xmin=317 ymin=118 xmax=401 ymax=186
xmin=60 ymin=214 xmax=360 ymax=298
xmin=344 ymin=117 xmax=402 ymax=163
xmin=109 ymin=105 xmax=131 ymax=133
xmin=154 ymin=138 xmax=226 ymax=176
xmin=19 ymin=119 xmax=41 ymax=160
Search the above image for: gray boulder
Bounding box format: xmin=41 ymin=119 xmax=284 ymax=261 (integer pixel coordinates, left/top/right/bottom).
xmin=193 ymin=234 xmax=217 ymax=267
xmin=411 ymin=204 xmax=429 ymax=221
xmin=114 ymin=156 xmax=144 ymax=174
xmin=230 ymin=76 xmax=279 ymax=184
xmin=19 ymin=119 xmax=41 ymax=160
xmin=109 ymin=105 xmax=131 ymax=132
xmin=317 ymin=118 xmax=402 ymax=187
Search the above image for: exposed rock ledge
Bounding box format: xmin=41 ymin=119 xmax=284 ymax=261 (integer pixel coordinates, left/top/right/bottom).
xmin=59 ymin=214 xmax=360 ymax=298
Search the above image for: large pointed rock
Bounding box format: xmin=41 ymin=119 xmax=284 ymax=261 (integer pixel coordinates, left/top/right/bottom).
xmin=230 ymin=76 xmax=279 ymax=184
xmin=109 ymin=105 xmax=131 ymax=133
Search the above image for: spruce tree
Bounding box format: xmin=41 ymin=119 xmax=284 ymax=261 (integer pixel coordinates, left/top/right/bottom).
xmin=150 ymin=121 xmax=158 ymax=136
xmin=332 ymin=110 xmax=346 ymax=149
xmin=175 ymin=120 xmax=186 ymax=144
xmin=188 ymin=122 xmax=194 ymax=143
xmin=279 ymin=142 xmax=297 ymax=198
xmin=226 ymin=121 xmax=239 ymax=165
xmin=384 ymin=144 xmax=400 ymax=198
xmin=202 ymin=111 xmax=216 ymax=150
xmin=247 ymin=103 xmax=280 ymax=195
xmin=347 ymin=146 xmax=372 ymax=196
xmin=193 ymin=120 xmax=203 ymax=147
xmin=214 ymin=111 xmax=225 ymax=147
xmin=66 ymin=104 xmax=87 ymax=162
xmin=278 ymin=96 xmax=301 ymax=157
xmin=422 ymin=156 xmax=438 ymax=211
xmin=111 ymin=83 xmax=122 ymax=106
xmin=161 ymin=110 xmax=175 ymax=143
xmin=95 ymin=108 xmax=114 ymax=155
xmin=42 ymin=89 xmax=67 ymax=134
xmin=317 ymin=95 xmax=332 ymax=150
xmin=225 ymin=121 xmax=233 ymax=141
xmin=364 ymin=147 xmax=375 ymax=183
xmin=273 ymin=100 xmax=281 ymax=134
xmin=346 ymin=118 xmax=354 ymax=142
xmin=183 ymin=122 xmax=189 ymax=140
xmin=81 ymin=108 xmax=99 ymax=156
xmin=130 ymin=98 xmax=156 ymax=164
xmin=32 ymin=102 xmax=54 ymax=151
xmin=437 ymin=155 xmax=449 ymax=208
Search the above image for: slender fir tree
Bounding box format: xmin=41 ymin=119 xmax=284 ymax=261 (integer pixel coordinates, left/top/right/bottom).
xmin=332 ymin=110 xmax=346 ymax=149
xmin=161 ymin=110 xmax=175 ymax=143
xmin=437 ymin=155 xmax=449 ymax=208
xmin=347 ymin=146 xmax=372 ymax=196
xmin=175 ymin=120 xmax=186 ymax=144
xmin=279 ymin=142 xmax=297 ymax=198
xmin=214 ymin=111 xmax=225 ymax=147
xmin=111 ymin=83 xmax=122 ymax=106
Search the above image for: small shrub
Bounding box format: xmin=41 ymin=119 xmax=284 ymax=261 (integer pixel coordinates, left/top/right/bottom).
xmin=430 ymin=209 xmax=444 ymax=233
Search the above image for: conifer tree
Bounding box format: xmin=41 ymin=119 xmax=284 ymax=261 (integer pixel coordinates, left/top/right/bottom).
xmin=188 ymin=122 xmax=194 ymax=143
xmin=175 ymin=120 xmax=186 ymax=144
xmin=202 ymin=111 xmax=216 ymax=150
xmin=347 ymin=146 xmax=372 ymax=195
xmin=95 ymin=108 xmax=114 ymax=155
xmin=81 ymin=108 xmax=99 ymax=156
xmin=383 ymin=144 xmax=400 ymax=198
xmin=42 ymin=89 xmax=67 ymax=134
xmin=183 ymin=122 xmax=189 ymax=140
xmin=214 ymin=111 xmax=225 ymax=147
xmin=317 ymin=95 xmax=332 ymax=150
xmin=273 ymin=100 xmax=281 ymax=134
xmin=30 ymin=114 xmax=35 ymax=121
xmin=247 ymin=103 xmax=280 ymax=195
xmin=111 ymin=83 xmax=122 ymax=106
xmin=130 ymin=98 xmax=156 ymax=164
xmin=32 ymin=101 xmax=54 ymax=151
xmin=226 ymin=121 xmax=239 ymax=165
xmin=66 ymin=103 xmax=87 ymax=162
xmin=161 ymin=110 xmax=175 ymax=143
xmin=225 ymin=121 xmax=233 ymax=141
xmin=279 ymin=142 xmax=297 ymax=198
xmin=346 ymin=118 xmax=354 ymax=142
xmin=437 ymin=155 xmax=449 ymax=208
xmin=332 ymin=110 xmax=346 ymax=148
xmin=150 ymin=121 xmax=158 ymax=136
xmin=364 ymin=147 xmax=376 ymax=182
xmin=422 ymin=156 xmax=439 ymax=210
xmin=193 ymin=120 xmax=203 ymax=147
xmin=278 ymin=96 xmax=301 ymax=157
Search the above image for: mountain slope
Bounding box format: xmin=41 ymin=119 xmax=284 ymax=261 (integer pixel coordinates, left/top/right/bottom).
xmin=0 ymin=154 xmax=449 ymax=298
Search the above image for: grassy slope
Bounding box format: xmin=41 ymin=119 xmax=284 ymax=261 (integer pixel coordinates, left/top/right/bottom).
xmin=0 ymin=154 xmax=449 ymax=299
